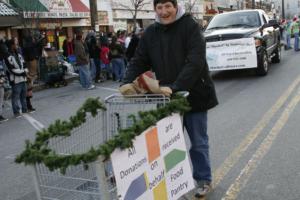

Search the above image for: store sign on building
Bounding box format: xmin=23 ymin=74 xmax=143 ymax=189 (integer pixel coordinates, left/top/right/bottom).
xmin=23 ymin=0 xmax=90 ymax=18
xmin=40 ymin=22 xmax=61 ymax=29
xmin=98 ymin=11 xmax=109 ymax=25
xmin=24 ymin=12 xmax=90 ymax=18
xmin=113 ymin=19 xmax=127 ymax=32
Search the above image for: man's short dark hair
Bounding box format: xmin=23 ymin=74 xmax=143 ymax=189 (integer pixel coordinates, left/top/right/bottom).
xmin=6 ymin=39 xmax=15 ymax=51
xmin=153 ymin=0 xmax=177 ymax=7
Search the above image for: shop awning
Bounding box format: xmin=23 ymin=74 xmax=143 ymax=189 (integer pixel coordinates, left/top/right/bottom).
xmin=10 ymin=0 xmax=48 ymax=12
xmin=0 ymin=2 xmax=18 ymax=16
xmin=10 ymin=0 xmax=89 ymax=19
xmin=69 ymin=0 xmax=89 ymax=12
xmin=0 ymin=2 xmax=21 ymax=27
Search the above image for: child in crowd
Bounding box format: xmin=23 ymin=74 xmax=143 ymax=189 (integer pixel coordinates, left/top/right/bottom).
xmin=100 ymin=42 xmax=111 ymax=80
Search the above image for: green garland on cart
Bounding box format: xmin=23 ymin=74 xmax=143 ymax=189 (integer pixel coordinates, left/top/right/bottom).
xmin=15 ymin=95 xmax=190 ymax=174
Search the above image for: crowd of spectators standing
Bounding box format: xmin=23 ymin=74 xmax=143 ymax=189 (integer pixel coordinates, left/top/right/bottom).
xmin=68 ymin=28 xmax=144 ymax=89
xmin=0 ymin=30 xmax=46 ymax=122
xmin=0 ymin=28 xmax=144 ymax=123
xmin=280 ymin=16 xmax=300 ymax=51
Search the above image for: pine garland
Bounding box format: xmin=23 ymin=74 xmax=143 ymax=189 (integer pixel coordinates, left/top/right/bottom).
xmin=15 ymin=95 xmax=190 ymax=174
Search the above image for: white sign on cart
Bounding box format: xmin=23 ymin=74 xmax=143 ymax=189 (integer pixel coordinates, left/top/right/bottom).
xmin=111 ymin=114 xmax=195 ymax=200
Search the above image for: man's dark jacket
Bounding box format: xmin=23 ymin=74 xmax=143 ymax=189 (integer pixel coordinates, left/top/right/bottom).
xmin=124 ymin=14 xmax=218 ymax=112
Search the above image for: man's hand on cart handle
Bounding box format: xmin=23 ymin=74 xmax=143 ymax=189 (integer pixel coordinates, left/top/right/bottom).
xmin=119 ymin=83 xmax=138 ymax=95
xmin=119 ymin=83 xmax=173 ymax=97
xmin=160 ymin=86 xmax=172 ymax=97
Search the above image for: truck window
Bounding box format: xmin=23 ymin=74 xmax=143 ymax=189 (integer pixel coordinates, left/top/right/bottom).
xmin=206 ymin=11 xmax=261 ymax=30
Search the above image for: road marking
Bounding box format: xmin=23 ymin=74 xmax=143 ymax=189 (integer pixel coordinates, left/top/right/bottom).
xmin=212 ymin=75 xmax=300 ymax=189
xmin=96 ymin=86 xmax=119 ymax=92
xmin=222 ymin=86 xmax=300 ymax=200
xmin=5 ymin=154 xmax=15 ymax=160
xmin=23 ymin=114 xmax=45 ymax=131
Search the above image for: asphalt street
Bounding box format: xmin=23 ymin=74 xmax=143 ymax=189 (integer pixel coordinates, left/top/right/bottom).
xmin=0 ymin=48 xmax=300 ymax=200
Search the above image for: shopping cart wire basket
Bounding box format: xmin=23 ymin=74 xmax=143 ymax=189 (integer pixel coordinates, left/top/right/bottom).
xmin=33 ymin=94 xmax=172 ymax=200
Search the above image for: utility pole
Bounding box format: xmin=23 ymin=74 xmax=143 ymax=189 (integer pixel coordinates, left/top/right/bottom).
xmin=89 ymin=0 xmax=98 ymax=31
xmin=282 ymin=0 xmax=285 ymax=19
xmin=252 ymin=0 xmax=255 ymax=9
xmin=260 ymin=0 xmax=262 ymax=9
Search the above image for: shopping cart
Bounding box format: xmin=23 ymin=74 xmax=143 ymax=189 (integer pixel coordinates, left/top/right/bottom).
xmin=32 ymin=111 xmax=107 ymax=200
xmin=104 ymin=94 xmax=170 ymax=140
xmin=32 ymin=94 xmax=171 ymax=200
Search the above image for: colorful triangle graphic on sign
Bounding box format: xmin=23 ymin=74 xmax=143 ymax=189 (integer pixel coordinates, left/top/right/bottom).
xmin=164 ymin=149 xmax=186 ymax=172
xmin=153 ymin=179 xmax=168 ymax=200
xmin=146 ymin=127 xmax=161 ymax=163
xmin=124 ymin=173 xmax=148 ymax=200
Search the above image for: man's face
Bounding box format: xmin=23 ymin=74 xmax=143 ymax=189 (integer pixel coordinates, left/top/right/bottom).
xmin=14 ymin=38 xmax=19 ymax=47
xmin=155 ymin=2 xmax=177 ymax=25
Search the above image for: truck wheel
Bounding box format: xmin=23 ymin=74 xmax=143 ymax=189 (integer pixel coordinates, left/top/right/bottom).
xmin=256 ymin=50 xmax=269 ymax=76
xmin=272 ymin=44 xmax=281 ymax=63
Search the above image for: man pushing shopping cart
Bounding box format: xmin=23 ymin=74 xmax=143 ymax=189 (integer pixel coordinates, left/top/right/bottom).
xmin=119 ymin=0 xmax=218 ymax=198
xmin=15 ymin=1 xmax=218 ymax=199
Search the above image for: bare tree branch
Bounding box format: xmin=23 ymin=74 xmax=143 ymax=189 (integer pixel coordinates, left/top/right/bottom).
xmin=114 ymin=0 xmax=151 ymax=30
xmin=185 ymin=0 xmax=201 ymax=19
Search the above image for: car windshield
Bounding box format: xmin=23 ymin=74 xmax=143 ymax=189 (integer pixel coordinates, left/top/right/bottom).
xmin=206 ymin=11 xmax=261 ymax=30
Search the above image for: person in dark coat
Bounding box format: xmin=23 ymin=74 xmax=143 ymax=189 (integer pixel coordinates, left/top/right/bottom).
xmin=122 ymin=0 xmax=218 ymax=198
xmin=109 ymin=36 xmax=125 ymax=82
xmin=22 ymin=32 xmax=45 ymax=84
xmin=86 ymin=36 xmax=101 ymax=82
xmin=74 ymin=33 xmax=95 ymax=90
xmin=126 ymin=28 xmax=144 ymax=62
xmin=62 ymin=36 xmax=74 ymax=58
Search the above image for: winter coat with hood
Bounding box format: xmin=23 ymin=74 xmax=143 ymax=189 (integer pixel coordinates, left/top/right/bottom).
xmin=123 ymin=6 xmax=218 ymax=112
xmin=5 ymin=49 xmax=27 ymax=85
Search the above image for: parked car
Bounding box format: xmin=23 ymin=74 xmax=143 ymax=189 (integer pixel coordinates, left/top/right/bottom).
xmin=204 ymin=9 xmax=281 ymax=76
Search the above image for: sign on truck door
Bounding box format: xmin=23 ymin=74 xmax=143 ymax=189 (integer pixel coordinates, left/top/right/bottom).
xmin=206 ymin=38 xmax=257 ymax=71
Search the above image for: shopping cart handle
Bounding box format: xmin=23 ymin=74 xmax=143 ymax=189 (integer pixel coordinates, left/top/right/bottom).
xmin=175 ymin=91 xmax=189 ymax=98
